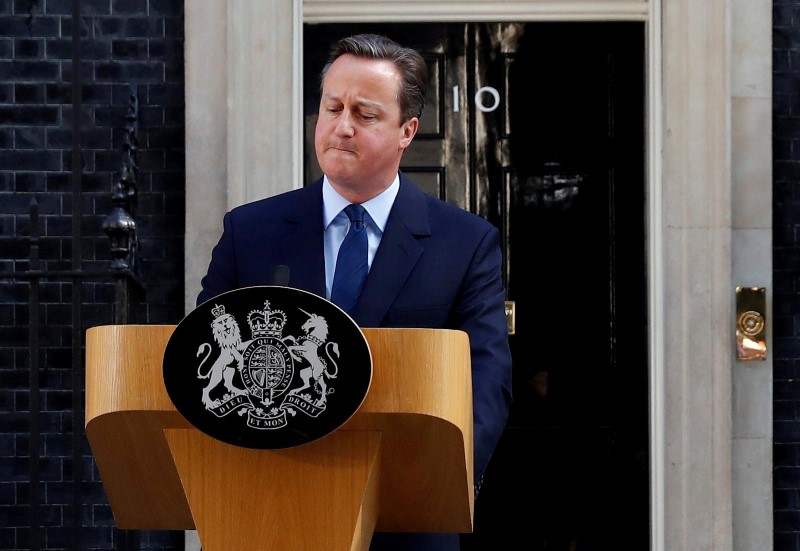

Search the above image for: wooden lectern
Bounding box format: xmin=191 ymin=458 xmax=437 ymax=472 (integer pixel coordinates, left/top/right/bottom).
xmin=85 ymin=325 xmax=474 ymax=550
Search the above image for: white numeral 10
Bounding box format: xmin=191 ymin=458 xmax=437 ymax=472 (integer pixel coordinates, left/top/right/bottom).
xmin=452 ymin=85 xmax=501 ymax=113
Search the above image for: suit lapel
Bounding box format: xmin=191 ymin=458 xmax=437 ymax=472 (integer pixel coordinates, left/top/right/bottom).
xmin=354 ymin=176 xmax=431 ymax=326
xmin=279 ymin=180 xmax=326 ymax=297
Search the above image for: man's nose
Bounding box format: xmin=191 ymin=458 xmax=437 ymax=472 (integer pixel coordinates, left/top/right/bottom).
xmin=334 ymin=111 xmax=355 ymax=137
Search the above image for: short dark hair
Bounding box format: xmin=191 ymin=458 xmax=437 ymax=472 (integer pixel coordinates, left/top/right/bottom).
xmin=320 ymin=33 xmax=428 ymax=123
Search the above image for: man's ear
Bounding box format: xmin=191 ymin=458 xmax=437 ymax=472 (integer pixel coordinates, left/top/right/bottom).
xmin=399 ymin=117 xmax=419 ymax=150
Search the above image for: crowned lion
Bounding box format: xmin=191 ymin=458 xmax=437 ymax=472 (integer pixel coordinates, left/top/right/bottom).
xmin=197 ymin=308 xmax=247 ymax=408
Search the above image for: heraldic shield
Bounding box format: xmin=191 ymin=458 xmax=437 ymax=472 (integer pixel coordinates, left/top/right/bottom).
xmin=163 ymin=286 xmax=373 ymax=449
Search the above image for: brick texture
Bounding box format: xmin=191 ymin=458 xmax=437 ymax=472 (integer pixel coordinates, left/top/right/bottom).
xmin=0 ymin=0 xmax=184 ymax=549
xmin=775 ymin=3 xmax=800 ymax=549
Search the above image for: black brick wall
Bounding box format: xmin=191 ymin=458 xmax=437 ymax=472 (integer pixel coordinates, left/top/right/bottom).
xmin=0 ymin=0 xmax=185 ymax=549
xmin=775 ymin=2 xmax=800 ymax=550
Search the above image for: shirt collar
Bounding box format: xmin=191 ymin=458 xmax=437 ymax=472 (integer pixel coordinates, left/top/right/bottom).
xmin=322 ymin=174 xmax=400 ymax=232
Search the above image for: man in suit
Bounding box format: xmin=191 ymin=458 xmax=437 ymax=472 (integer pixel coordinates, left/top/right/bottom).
xmin=197 ymin=33 xmax=512 ymax=551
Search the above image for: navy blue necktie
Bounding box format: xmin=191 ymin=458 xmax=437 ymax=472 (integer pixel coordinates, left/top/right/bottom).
xmin=331 ymin=204 xmax=368 ymax=314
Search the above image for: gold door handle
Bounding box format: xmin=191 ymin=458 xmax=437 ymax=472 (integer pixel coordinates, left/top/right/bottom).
xmin=505 ymin=301 xmax=515 ymax=335
xmin=735 ymin=287 xmax=766 ymax=361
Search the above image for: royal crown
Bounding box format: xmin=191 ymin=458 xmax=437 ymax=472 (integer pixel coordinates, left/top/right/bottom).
xmin=248 ymin=300 xmax=286 ymax=338
xmin=211 ymin=303 xmax=226 ymax=318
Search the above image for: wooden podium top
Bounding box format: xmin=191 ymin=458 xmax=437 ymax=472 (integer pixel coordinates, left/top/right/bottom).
xmin=85 ymin=325 xmax=474 ymax=534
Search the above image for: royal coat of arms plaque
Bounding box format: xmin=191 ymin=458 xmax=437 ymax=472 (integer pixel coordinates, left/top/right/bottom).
xmin=163 ymin=286 xmax=372 ymax=449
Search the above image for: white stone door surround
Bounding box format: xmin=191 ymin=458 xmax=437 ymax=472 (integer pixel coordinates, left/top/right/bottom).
xmin=184 ymin=1 xmax=773 ymax=549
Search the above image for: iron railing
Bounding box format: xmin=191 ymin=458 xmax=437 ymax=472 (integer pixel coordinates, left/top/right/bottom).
xmin=3 ymin=84 xmax=144 ymax=551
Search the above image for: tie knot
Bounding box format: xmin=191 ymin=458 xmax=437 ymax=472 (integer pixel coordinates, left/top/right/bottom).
xmin=344 ymin=204 xmax=366 ymax=231
xmin=344 ymin=203 xmax=365 ymax=223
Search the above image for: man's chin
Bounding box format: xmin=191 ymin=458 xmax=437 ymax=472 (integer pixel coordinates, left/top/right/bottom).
xmin=320 ymin=163 xmax=357 ymax=182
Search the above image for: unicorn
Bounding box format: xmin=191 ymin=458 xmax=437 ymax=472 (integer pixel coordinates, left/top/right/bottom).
xmin=285 ymin=309 xmax=340 ymax=405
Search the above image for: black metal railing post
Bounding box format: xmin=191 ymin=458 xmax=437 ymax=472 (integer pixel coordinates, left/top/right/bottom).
xmin=104 ymin=84 xmax=140 ymax=326
xmin=28 ymin=198 xmax=40 ymax=551
xmin=70 ymin=0 xmax=84 ymax=546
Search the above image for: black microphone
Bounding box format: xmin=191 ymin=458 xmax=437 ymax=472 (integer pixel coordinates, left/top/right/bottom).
xmin=271 ymin=264 xmax=290 ymax=286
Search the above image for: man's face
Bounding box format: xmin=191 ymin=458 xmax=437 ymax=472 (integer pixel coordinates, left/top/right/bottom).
xmin=315 ymin=54 xmax=418 ymax=196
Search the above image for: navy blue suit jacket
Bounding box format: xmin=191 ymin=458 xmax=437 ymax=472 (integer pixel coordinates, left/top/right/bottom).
xmin=197 ymin=174 xmax=513 ymax=550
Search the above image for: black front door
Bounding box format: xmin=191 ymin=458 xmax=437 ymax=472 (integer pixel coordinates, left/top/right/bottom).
xmin=304 ymin=22 xmax=648 ymax=550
